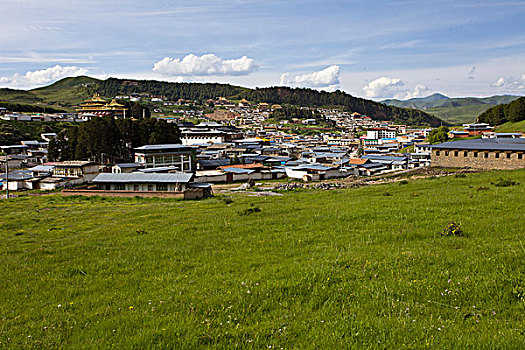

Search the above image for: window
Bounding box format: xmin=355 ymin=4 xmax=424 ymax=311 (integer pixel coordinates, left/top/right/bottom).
xmin=454 ymin=151 xmax=458 ymax=157
xmin=133 ymin=185 xmax=139 ymax=191
xmin=157 ymin=184 xmax=168 ymax=191
xmin=495 ymin=152 xmax=499 ymax=158
xmin=484 ymin=153 xmax=488 ymax=158
xmin=436 ymin=151 xmax=440 ymax=156
xmin=147 ymin=185 xmax=153 ymax=191
xmin=519 ymin=153 xmax=523 ymax=160
xmin=473 ymin=152 xmax=478 ymax=158
xmin=115 ymin=184 xmax=125 ymax=190
xmin=464 ymin=151 xmax=468 ymax=157
xmin=507 ymin=153 xmax=511 ymax=159
xmin=445 ymin=151 xmax=449 ymax=156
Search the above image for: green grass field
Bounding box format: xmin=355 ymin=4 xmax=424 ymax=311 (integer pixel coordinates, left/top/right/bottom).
xmin=495 ymin=120 xmax=525 ymax=133
xmin=1 ymin=170 xmax=525 ymax=349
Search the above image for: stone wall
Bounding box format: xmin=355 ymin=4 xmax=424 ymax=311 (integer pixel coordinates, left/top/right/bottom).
xmin=431 ymin=149 xmax=525 ymax=169
xmin=61 ymin=188 xmax=206 ymax=199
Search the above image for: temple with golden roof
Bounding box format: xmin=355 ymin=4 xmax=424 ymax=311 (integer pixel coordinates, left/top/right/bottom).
xmin=77 ymin=93 xmax=127 ymax=118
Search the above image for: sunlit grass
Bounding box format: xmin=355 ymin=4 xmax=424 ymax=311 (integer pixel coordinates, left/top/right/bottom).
xmin=1 ymin=169 xmax=524 ymax=348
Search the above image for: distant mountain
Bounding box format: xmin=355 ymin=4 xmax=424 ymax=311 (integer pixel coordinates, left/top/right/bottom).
xmin=382 ymin=94 xmax=522 ymax=124
xmin=1 ymin=76 xmax=448 ymax=127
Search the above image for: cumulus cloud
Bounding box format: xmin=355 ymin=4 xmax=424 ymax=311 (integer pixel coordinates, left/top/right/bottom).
xmin=362 ymin=77 xmax=405 ymax=98
xmin=152 ymin=54 xmax=258 ymax=77
xmin=491 ymin=75 xmax=525 ymax=92
xmin=492 ymin=77 xmax=506 ymax=87
xmin=405 ymin=84 xmax=430 ymax=99
xmin=0 ymin=65 xmax=88 ymax=88
xmin=280 ymin=65 xmax=340 ymax=90
xmin=363 ymin=77 xmax=432 ymax=99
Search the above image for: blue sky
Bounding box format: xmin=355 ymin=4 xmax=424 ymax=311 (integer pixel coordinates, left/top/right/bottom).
xmin=0 ymin=0 xmax=524 ymax=99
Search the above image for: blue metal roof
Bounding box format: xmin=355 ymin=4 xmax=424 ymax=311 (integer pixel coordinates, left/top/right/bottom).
xmin=93 ymin=173 xmax=193 ymax=183
xmin=222 ymin=168 xmax=255 ymax=174
xmin=431 ymin=138 xmax=525 ymax=151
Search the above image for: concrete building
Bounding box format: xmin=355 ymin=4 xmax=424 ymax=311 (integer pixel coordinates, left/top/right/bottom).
xmin=134 ymin=144 xmax=194 ymax=171
xmin=431 ymin=138 xmax=525 ymax=169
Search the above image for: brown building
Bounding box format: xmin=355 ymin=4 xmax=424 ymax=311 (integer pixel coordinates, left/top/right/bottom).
xmin=431 ymin=138 xmax=525 ymax=169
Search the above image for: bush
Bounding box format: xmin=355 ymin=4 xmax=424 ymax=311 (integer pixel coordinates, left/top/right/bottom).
xmin=491 ymin=178 xmax=518 ymax=187
xmin=454 ymin=173 xmax=466 ymax=178
xmin=382 ymin=192 xmax=392 ymax=196
xmin=441 ymin=221 xmax=462 ymax=237
xmin=398 ymin=180 xmax=409 ymax=185
xmin=238 ymin=204 xmax=261 ymax=216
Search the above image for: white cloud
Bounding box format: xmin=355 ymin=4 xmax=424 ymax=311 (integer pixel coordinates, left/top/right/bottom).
xmin=491 ymin=74 xmax=525 ymax=92
xmin=0 ymin=65 xmax=88 ymax=88
xmin=152 ymin=54 xmax=258 ymax=77
xmin=362 ymin=77 xmax=432 ymax=99
xmin=405 ymin=84 xmax=430 ymax=99
xmin=492 ymin=77 xmax=506 ymax=87
xmin=362 ymin=77 xmax=405 ymax=98
xmin=280 ymin=65 xmax=340 ymax=90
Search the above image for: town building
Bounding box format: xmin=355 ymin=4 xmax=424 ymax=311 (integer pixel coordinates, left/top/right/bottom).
xmin=134 ymin=144 xmax=194 ymax=171
xmin=431 ymin=138 xmax=525 ymax=169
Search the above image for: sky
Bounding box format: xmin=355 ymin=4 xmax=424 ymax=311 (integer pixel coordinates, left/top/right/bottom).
xmin=0 ymin=0 xmax=524 ymax=100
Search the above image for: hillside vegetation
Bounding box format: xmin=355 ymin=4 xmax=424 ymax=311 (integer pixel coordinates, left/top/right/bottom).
xmin=1 ymin=170 xmax=524 ymax=348
xmin=2 ymin=76 xmax=446 ymax=127
xmin=478 ymin=97 xmax=525 ymax=126
xmin=383 ymin=94 xmax=521 ymax=125
xmin=0 ymin=77 xmax=99 ymax=112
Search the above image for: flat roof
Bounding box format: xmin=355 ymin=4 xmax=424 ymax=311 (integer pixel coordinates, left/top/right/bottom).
xmin=93 ymin=172 xmax=193 ymax=183
xmin=134 ymin=144 xmax=193 ymax=151
xmin=432 ymin=138 xmax=525 ymax=152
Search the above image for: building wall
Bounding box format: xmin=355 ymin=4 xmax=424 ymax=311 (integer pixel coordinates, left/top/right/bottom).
xmin=431 ymin=149 xmax=525 ymax=169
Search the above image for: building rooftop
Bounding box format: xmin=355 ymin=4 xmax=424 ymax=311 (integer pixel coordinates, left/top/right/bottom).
xmin=93 ymin=172 xmax=193 ymax=183
xmin=432 ymin=138 xmax=525 ymax=152
xmin=134 ymin=144 xmax=193 ymax=152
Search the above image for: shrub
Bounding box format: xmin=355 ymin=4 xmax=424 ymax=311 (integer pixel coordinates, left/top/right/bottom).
xmin=222 ymin=197 xmax=234 ymax=204
xmin=238 ymin=204 xmax=261 ymax=216
xmin=454 ymin=173 xmax=466 ymax=178
xmin=398 ymin=180 xmax=409 ymax=185
xmin=441 ymin=221 xmax=463 ymax=237
xmin=382 ymin=192 xmax=392 ymax=196
xmin=491 ymin=178 xmax=518 ymax=187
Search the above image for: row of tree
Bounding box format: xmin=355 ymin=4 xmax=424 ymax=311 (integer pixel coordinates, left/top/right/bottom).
xmin=477 ymin=97 xmax=525 ymax=125
xmin=48 ymin=117 xmax=180 ymax=163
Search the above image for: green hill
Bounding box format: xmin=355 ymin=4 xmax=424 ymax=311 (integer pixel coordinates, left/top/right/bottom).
xmin=1 ymin=76 xmax=447 ymax=127
xmin=0 ymin=76 xmax=100 ymax=112
xmin=383 ymin=94 xmax=522 ymax=125
xmin=1 ymin=169 xmax=524 ymax=348
xmin=478 ymin=97 xmax=525 ymax=127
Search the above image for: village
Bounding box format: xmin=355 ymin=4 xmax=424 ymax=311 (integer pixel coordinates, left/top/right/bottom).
xmin=1 ymin=94 xmax=525 ymax=199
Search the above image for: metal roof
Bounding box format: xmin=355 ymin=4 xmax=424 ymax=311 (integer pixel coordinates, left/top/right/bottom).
xmin=29 ymin=165 xmax=55 ymax=172
xmin=114 ymin=163 xmax=142 ymax=168
xmin=222 ymin=167 xmax=256 ymax=174
xmin=92 ymin=173 xmax=193 ymax=183
xmin=431 ymin=138 xmax=525 ymax=151
xmin=134 ymin=144 xmax=193 ymax=151
xmin=362 ymin=155 xmax=407 ymax=162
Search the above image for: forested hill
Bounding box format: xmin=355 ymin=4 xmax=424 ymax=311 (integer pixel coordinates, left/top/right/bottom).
xmin=97 ymin=78 xmax=446 ymax=127
xmin=477 ymin=97 xmax=525 ymax=125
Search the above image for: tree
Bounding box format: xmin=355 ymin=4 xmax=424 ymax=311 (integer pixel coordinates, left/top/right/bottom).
xmin=427 ymin=126 xmax=449 ymax=144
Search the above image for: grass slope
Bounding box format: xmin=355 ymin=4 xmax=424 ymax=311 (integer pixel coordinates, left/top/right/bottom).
xmin=0 ymin=77 xmax=100 ymax=112
xmin=1 ymin=170 xmax=525 ymax=348
xmin=383 ymin=95 xmax=522 ymax=125
xmin=495 ymin=120 xmax=525 ymax=133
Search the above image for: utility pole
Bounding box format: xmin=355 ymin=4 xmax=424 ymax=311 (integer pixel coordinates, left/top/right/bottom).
xmin=3 ymin=155 xmax=9 ymax=199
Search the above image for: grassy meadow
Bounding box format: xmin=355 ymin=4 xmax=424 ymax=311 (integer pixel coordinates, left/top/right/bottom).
xmin=1 ymin=169 xmax=524 ymax=348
